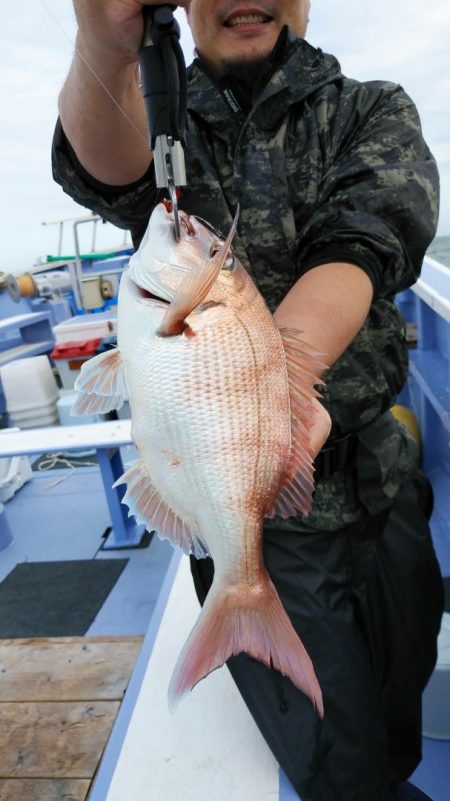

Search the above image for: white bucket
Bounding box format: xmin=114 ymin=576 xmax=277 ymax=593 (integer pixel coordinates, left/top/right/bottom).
xmin=8 ymin=411 xmax=59 ymax=429
xmin=0 ymin=454 xmax=32 ymax=503
xmin=0 ymin=355 xmax=59 ymax=414
xmin=9 ymin=402 xmax=58 ymax=424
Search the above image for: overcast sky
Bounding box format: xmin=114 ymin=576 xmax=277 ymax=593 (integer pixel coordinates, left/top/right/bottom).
xmin=1 ymin=0 xmax=449 ymax=274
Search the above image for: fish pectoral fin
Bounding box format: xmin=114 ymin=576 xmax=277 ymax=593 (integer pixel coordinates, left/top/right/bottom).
xmin=268 ymin=328 xmax=328 ymax=519
xmin=157 ymin=205 xmax=239 ymax=336
xmin=113 ymin=459 xmax=209 ymax=559
xmin=71 ymin=390 xmax=125 ymax=416
xmin=72 ymin=348 xmax=127 ymax=415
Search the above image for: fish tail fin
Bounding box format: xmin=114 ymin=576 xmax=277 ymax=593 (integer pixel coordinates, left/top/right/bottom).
xmin=168 ymin=575 xmax=323 ymax=717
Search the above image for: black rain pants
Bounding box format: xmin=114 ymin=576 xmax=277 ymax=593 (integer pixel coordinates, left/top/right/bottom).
xmin=190 ymin=470 xmax=444 ymax=801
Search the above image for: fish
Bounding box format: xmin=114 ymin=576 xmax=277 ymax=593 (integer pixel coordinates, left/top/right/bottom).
xmin=72 ymin=202 xmax=325 ymax=716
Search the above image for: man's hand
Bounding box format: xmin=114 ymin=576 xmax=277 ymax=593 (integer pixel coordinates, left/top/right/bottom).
xmin=59 ymin=0 xmax=189 ymax=185
xmin=72 ymin=1 xmax=188 ymax=66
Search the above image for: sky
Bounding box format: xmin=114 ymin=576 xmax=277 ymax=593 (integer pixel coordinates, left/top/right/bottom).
xmin=0 ymin=0 xmax=449 ymax=274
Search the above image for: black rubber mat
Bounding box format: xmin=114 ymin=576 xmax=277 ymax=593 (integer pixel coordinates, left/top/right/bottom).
xmin=0 ymin=559 xmax=128 ymax=637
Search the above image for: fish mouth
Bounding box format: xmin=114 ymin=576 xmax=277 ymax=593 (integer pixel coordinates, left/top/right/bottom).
xmin=179 ymin=211 xmax=198 ymax=237
xmin=127 ymin=273 xmax=171 ymax=306
xmin=135 ymin=285 xmax=170 ymax=306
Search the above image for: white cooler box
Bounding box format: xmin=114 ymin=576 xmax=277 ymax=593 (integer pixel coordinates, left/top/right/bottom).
xmin=53 ymin=311 xmax=117 ymax=344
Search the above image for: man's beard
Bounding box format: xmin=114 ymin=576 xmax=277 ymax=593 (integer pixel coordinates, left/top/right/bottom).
xmin=219 ymin=55 xmax=271 ymax=86
xmin=217 ymin=25 xmax=288 ymax=86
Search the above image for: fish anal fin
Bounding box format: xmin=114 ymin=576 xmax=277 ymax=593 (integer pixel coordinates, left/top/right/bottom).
xmin=168 ymin=575 xmax=323 ymax=718
xmin=268 ymin=327 xmax=327 ymax=519
xmin=113 ymin=459 xmax=209 ymax=559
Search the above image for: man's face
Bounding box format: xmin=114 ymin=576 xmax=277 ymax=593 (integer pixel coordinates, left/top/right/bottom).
xmin=186 ymin=0 xmax=310 ymax=76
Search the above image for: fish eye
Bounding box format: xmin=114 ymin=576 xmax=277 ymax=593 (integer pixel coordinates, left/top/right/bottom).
xmin=209 ymin=241 xmax=236 ymax=270
xmin=223 ymin=253 xmax=236 ymax=271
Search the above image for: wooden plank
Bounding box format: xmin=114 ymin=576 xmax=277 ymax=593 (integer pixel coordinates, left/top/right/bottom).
xmin=0 ymin=701 xmax=119 ymax=778
xmin=0 ymin=779 xmax=90 ymax=801
xmin=0 ymin=637 xmax=143 ymax=702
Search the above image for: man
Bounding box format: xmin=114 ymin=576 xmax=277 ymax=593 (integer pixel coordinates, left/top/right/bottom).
xmin=53 ymin=2 xmax=444 ymax=799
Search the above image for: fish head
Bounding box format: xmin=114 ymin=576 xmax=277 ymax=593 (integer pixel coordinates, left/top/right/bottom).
xmin=126 ymin=203 xmax=245 ymax=309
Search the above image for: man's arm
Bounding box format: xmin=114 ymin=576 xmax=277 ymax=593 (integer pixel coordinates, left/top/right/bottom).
xmin=274 ymin=262 xmax=373 ymax=367
xmin=296 ymin=83 xmax=439 ymax=300
xmin=274 ymin=262 xmax=373 ymax=455
xmin=283 ymin=84 xmax=438 ymax=449
xmin=58 ymin=0 xmax=186 ymax=186
xmin=59 ymin=43 xmax=149 ymax=185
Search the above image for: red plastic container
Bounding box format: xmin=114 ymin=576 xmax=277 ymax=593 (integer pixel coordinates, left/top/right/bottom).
xmin=51 ymin=338 xmax=102 ymax=389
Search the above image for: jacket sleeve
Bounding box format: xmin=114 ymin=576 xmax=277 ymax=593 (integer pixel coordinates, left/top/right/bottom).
xmin=297 ymin=82 xmax=440 ymax=298
xmin=51 ymin=118 xmax=159 ymax=249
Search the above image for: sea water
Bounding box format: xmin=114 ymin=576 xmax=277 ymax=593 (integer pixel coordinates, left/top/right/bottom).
xmin=428 ymin=236 xmax=450 ymax=268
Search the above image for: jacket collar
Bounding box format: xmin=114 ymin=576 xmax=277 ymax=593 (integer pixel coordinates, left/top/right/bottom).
xmin=187 ymin=30 xmax=343 ymax=130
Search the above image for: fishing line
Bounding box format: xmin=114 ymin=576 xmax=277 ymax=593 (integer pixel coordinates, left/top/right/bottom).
xmin=39 ymin=0 xmax=149 ymax=147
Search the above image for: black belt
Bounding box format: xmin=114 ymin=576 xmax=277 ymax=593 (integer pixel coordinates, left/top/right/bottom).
xmin=314 ymin=433 xmax=358 ymax=480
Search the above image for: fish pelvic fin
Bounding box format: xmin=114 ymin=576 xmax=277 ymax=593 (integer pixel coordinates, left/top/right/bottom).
xmin=72 ymin=348 xmax=127 ymax=415
xmin=157 ymin=205 xmax=239 ymax=336
xmin=168 ymin=573 xmax=324 ymax=718
xmin=113 ymin=459 xmax=209 ymax=559
xmin=268 ymin=328 xmax=327 ymax=519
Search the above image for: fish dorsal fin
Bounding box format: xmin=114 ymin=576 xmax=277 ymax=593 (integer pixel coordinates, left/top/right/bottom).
xmin=267 ymin=328 xmax=327 ymax=519
xmin=157 ymin=206 xmax=239 ymax=336
xmin=114 ymin=459 xmax=210 ymax=560
xmin=72 ymin=348 xmax=127 ymax=415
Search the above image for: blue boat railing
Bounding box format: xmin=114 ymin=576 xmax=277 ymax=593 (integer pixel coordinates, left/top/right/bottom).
xmin=396 ymin=256 xmax=450 ymax=576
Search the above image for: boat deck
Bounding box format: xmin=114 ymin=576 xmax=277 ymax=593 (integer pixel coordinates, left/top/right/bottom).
xmin=0 ymin=453 xmax=173 ymax=636
xmin=0 ymin=459 xmax=449 ymax=801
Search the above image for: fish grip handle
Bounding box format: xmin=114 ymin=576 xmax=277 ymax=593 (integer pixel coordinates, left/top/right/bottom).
xmin=139 ymin=5 xmax=187 ymax=149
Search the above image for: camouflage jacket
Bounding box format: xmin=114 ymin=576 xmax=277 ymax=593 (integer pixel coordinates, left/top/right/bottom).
xmin=52 ymin=32 xmax=439 ymax=530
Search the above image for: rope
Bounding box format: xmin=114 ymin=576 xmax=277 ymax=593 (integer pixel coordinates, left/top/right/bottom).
xmin=37 ymin=451 xmax=97 ymax=471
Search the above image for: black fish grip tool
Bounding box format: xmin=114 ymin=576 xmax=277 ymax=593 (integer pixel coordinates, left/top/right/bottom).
xmin=139 ymin=5 xmax=187 ymax=239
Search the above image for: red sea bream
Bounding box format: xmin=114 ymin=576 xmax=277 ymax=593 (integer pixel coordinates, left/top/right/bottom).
xmin=73 ymin=203 xmax=324 ymax=716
